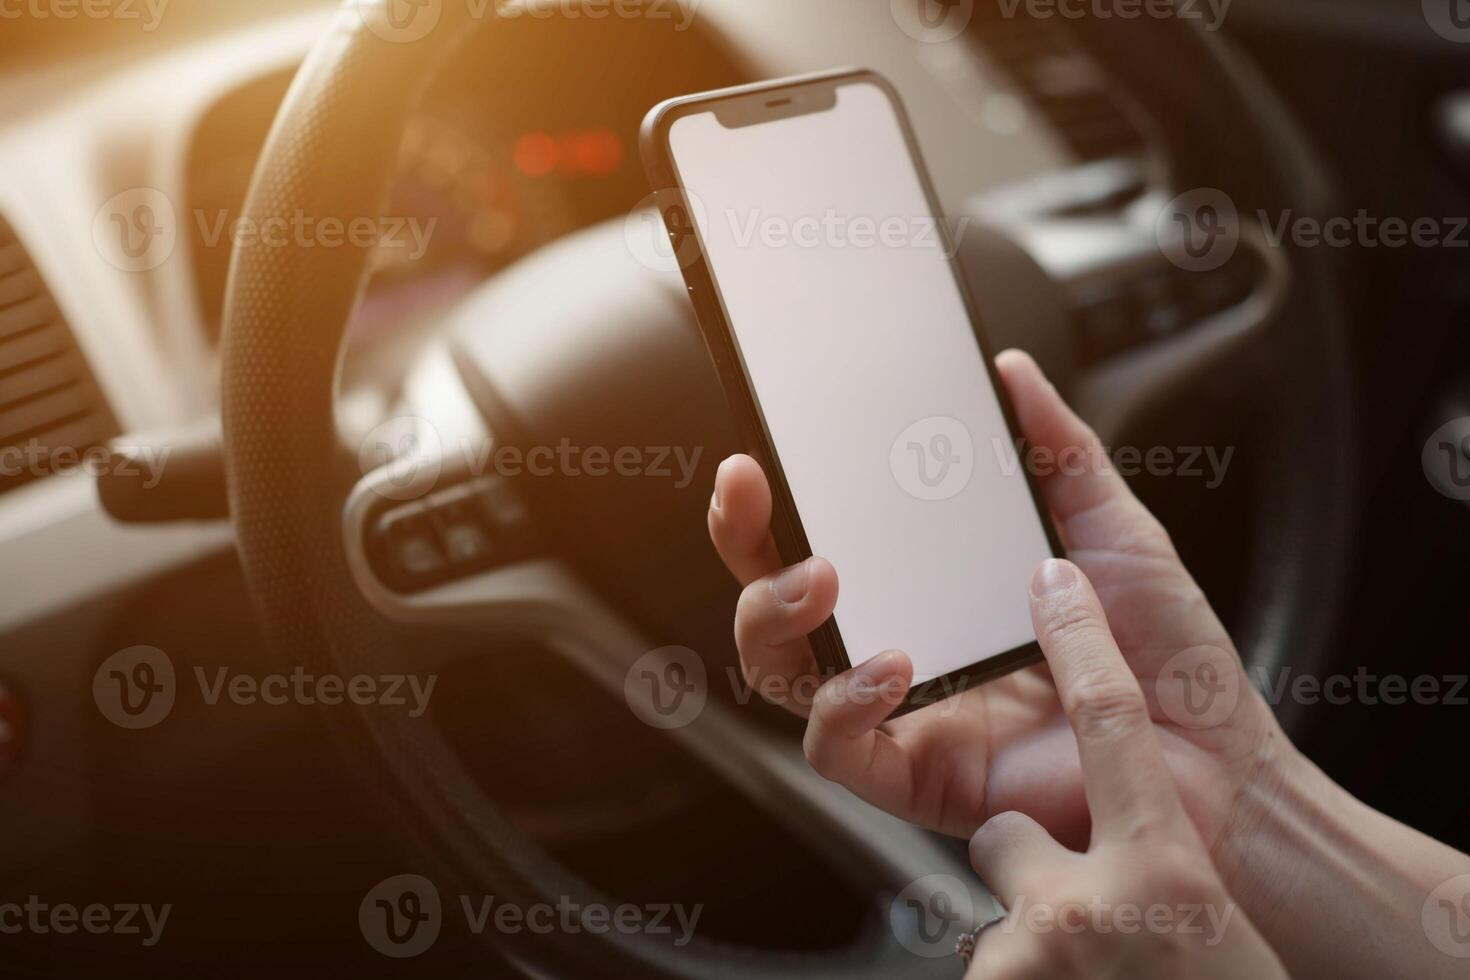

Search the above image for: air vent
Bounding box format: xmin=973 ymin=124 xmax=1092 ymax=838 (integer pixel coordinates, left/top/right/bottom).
xmin=0 ymin=217 xmax=118 ymax=496
xmin=967 ymin=3 xmax=1146 ymax=162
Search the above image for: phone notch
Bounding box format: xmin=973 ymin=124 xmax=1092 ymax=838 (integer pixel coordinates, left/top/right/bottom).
xmin=712 ymin=83 xmax=840 ymax=129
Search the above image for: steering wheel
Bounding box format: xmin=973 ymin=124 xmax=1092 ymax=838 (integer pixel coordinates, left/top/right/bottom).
xmin=219 ymin=1 xmax=1354 ymax=975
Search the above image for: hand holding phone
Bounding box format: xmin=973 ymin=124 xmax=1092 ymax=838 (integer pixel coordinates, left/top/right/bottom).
xmin=649 ymin=70 xmax=1277 ymax=850
xmin=709 ymin=350 xmax=1279 ymax=851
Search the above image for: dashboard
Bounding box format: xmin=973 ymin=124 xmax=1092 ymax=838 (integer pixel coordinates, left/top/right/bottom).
xmin=186 ymin=12 xmax=750 ymax=347
xmin=176 ymin=2 xmax=1103 ymax=357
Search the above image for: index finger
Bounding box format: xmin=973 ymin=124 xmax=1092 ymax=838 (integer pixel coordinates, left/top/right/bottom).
xmin=995 ymin=349 xmax=1177 ymax=561
xmin=1028 ymin=559 xmax=1189 ymax=840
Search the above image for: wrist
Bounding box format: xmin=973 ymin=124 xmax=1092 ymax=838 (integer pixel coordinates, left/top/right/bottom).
xmin=1211 ymin=724 xmax=1470 ymax=979
xmin=1210 ymin=730 xmax=1337 ymax=914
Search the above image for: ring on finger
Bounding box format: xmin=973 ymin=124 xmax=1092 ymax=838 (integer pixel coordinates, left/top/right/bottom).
xmin=956 ymin=911 xmax=1007 ymax=965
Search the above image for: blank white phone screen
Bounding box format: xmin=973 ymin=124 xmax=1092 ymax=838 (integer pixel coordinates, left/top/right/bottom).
xmin=668 ymin=80 xmax=1054 ymax=683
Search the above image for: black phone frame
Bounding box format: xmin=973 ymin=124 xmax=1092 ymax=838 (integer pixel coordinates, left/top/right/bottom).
xmin=641 ymin=67 xmax=1066 ymax=718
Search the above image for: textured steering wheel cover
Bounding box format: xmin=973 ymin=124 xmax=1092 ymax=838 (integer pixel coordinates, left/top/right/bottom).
xmin=220 ymin=1 xmax=1353 ymax=974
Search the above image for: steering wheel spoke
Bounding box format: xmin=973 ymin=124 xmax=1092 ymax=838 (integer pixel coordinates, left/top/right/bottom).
xmin=1073 ymin=231 xmax=1287 ymax=443
xmin=350 ymin=465 xmax=535 ymax=590
xmin=342 ymin=448 xmax=560 ymax=643
xmin=996 ymin=196 xmax=1288 ymax=443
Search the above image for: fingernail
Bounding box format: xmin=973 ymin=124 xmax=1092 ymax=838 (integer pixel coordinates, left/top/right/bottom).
xmin=712 ymin=462 xmax=731 ymax=512
xmin=854 ymin=649 xmax=903 ymax=684
xmin=1030 ymin=559 xmax=1076 ymax=598
xmin=712 ymin=459 xmax=736 ymax=512
xmin=773 ymin=560 xmax=811 ymax=604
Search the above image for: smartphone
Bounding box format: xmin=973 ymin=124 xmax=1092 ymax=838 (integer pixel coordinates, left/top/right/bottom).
xmin=641 ymin=69 xmax=1063 ymax=714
